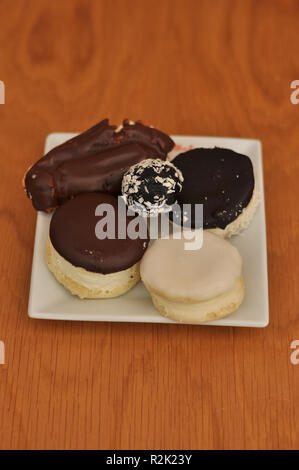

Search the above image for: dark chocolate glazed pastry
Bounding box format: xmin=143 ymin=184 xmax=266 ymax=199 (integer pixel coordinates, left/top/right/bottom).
xmin=171 ymin=147 xmax=254 ymax=229
xmin=25 ymin=119 xmax=174 ymax=212
xmin=49 ymin=192 xmax=149 ymax=274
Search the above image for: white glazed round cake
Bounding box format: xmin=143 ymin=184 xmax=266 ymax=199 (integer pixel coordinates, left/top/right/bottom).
xmin=140 ymin=231 xmax=244 ymax=323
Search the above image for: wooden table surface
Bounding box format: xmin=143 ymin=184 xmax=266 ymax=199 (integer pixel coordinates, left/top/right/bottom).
xmin=0 ymin=0 xmax=298 ymax=450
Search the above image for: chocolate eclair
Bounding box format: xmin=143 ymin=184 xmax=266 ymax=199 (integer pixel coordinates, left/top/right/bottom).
xmin=25 ymin=119 xmax=174 ymax=212
xmin=47 ymin=192 xmax=149 ymax=298
xmin=171 ymin=147 xmax=259 ymax=237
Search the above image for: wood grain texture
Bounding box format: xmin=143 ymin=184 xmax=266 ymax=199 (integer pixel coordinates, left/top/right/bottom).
xmin=0 ymin=0 xmax=298 ymax=450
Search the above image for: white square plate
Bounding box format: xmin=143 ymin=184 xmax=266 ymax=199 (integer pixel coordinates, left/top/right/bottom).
xmin=28 ymin=134 xmax=269 ymax=327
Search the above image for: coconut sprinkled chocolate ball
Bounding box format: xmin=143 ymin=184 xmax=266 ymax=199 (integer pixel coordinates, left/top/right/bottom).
xmin=121 ymin=159 xmax=184 ymax=215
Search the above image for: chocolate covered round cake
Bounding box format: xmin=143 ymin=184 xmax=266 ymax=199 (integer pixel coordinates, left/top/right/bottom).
xmin=47 ymin=192 xmax=149 ymax=298
xmin=171 ymin=147 xmax=259 ymax=237
xmin=121 ymin=159 xmax=184 ymax=215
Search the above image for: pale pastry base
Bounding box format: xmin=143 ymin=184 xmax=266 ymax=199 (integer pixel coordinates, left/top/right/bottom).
xmin=46 ymin=238 xmax=140 ymax=299
xmin=169 ymin=188 xmax=259 ymax=239
xmin=208 ymin=188 xmax=260 ymax=238
xmin=147 ymin=276 xmax=245 ymax=323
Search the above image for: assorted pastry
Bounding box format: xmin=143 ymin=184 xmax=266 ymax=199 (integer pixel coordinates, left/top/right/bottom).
xmin=24 ymin=119 xmax=174 ymax=212
xmin=47 ymin=193 xmax=148 ymax=299
xmin=24 ymin=119 xmax=259 ymax=323
xmin=121 ymin=158 xmax=184 ymax=215
xmin=140 ymin=231 xmax=244 ymax=323
xmin=170 ymin=147 xmax=259 ymax=236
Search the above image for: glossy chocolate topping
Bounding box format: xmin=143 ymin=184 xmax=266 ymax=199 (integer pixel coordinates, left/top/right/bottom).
xmin=171 ymin=147 xmax=254 ymax=229
xmin=49 ymin=193 xmax=149 ymax=274
xmin=25 ymin=119 xmax=174 ymax=212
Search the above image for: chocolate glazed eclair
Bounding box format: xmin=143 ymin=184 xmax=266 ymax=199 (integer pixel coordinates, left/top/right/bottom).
xmin=24 ymin=119 xmax=175 ymax=212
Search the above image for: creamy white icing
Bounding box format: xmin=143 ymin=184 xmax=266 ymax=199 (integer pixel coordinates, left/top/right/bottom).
xmin=140 ymin=231 xmax=242 ymax=302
